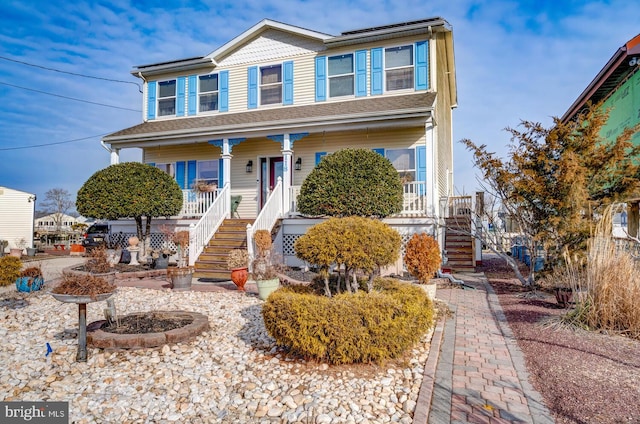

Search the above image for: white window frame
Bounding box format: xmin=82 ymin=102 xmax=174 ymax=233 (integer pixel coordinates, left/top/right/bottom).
xmin=384 ymin=44 xmax=414 ymax=92
xmin=328 ymin=53 xmax=354 ymax=98
xmin=198 ymin=73 xmax=219 ymax=113
xmin=157 ymin=79 xmax=177 ymax=116
xmin=196 ymin=160 xmax=219 ymax=186
xmin=385 ymin=148 xmax=416 ymax=182
xmin=259 ymin=64 xmax=282 ymax=106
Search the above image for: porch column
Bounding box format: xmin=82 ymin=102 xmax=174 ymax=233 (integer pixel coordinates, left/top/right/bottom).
xmin=110 ymin=148 xmax=120 ymax=165
xmin=282 ymin=135 xmax=293 ymax=216
xmin=222 ymin=139 xmax=232 ymax=218
xmin=425 ymin=117 xmax=437 ymax=217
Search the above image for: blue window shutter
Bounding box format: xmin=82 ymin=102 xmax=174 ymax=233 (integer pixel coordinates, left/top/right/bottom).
xmin=416 ymin=145 xmax=426 ymax=195
xmin=218 ymin=158 xmax=224 ymax=187
xmin=219 ymin=71 xmax=229 ymax=112
xmin=355 ymin=50 xmax=367 ymax=97
xmin=415 ymin=41 xmax=429 ymax=91
xmin=315 ymin=56 xmax=326 ymax=102
xmin=315 ymin=152 xmax=327 ymax=165
xmin=247 ymin=66 xmax=258 ymax=109
xmin=176 ymin=161 xmax=186 ymax=189
xmin=283 ymin=61 xmax=294 ymax=105
xmin=187 ymin=160 xmax=197 ymax=189
xmin=188 ymin=75 xmax=197 ymax=115
xmin=370 ymin=48 xmax=383 ymax=95
xmin=372 ymin=148 xmax=384 ymax=156
xmin=177 ymin=77 xmax=186 ymax=116
xmin=147 ymin=81 xmax=157 ymax=120
xmin=148 ymin=162 xmax=155 ymax=167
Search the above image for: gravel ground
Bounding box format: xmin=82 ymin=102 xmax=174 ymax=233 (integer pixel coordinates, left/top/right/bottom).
xmin=480 ymin=256 xmax=640 ymax=424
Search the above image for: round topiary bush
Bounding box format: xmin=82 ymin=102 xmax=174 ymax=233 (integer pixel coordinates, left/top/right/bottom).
xmin=404 ymin=233 xmax=441 ymax=283
xmin=261 ymin=278 xmax=434 ymax=364
xmin=296 ymin=148 xmax=403 ymax=218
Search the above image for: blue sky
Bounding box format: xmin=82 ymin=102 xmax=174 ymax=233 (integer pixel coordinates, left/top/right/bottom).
xmin=0 ymin=0 xmax=637 ymax=210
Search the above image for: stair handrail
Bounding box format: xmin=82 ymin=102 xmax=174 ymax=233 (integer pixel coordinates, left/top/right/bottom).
xmin=246 ymin=177 xmax=283 ymax=261
xmin=189 ymin=183 xmax=230 ymax=266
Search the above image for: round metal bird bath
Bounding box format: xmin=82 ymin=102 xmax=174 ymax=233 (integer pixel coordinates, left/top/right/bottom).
xmin=51 ymin=291 xmax=116 ymax=362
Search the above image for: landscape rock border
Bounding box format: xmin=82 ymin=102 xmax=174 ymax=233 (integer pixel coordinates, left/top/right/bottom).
xmin=87 ymin=310 xmax=209 ymax=349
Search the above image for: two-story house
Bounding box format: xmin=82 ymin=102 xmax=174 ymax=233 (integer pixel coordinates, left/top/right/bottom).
xmin=102 ymin=17 xmax=464 ymax=278
xmin=561 ymin=33 xmax=640 ymax=239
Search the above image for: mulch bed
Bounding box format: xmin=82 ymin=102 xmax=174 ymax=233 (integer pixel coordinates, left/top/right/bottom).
xmin=480 ymin=256 xmax=640 ymax=424
xmin=101 ymin=312 xmax=194 ymax=334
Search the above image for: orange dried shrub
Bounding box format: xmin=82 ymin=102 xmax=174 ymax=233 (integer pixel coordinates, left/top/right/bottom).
xmin=254 ymin=230 xmax=272 ymax=256
xmin=403 ymin=233 xmax=441 ymax=283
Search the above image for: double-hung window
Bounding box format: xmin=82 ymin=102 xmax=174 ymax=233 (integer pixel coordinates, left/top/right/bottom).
xmin=260 ymin=65 xmax=282 ymax=105
xmin=385 ymin=45 xmax=414 ymax=91
xmin=386 ymin=148 xmax=415 ymax=182
xmin=158 ymin=80 xmax=177 ymax=116
xmin=199 ymin=74 xmax=219 ymax=112
xmin=197 ymin=160 xmax=219 ymax=186
xmin=328 ymin=54 xmax=354 ymax=97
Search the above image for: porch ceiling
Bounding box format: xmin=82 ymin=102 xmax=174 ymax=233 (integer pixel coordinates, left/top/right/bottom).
xmin=104 ymin=92 xmax=436 ymax=147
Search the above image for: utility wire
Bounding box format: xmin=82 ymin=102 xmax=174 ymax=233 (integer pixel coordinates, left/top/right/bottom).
xmin=0 ymin=132 xmax=112 ymax=151
xmin=0 ymin=55 xmax=142 ymax=92
xmin=0 ymin=81 xmax=141 ymax=112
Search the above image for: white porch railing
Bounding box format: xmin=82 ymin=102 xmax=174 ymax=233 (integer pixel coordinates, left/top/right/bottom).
xmin=188 ymin=184 xmax=230 ymax=265
xmin=288 ymin=182 xmax=428 ymax=216
xmin=247 ymin=177 xmax=283 ymax=260
xmin=179 ymin=189 xmax=218 ymax=217
xmin=439 ymin=195 xmax=473 ymax=218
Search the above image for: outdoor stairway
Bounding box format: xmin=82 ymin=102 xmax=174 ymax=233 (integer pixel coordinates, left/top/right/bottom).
xmin=444 ymin=216 xmax=475 ymax=272
xmin=193 ymin=219 xmax=254 ymax=280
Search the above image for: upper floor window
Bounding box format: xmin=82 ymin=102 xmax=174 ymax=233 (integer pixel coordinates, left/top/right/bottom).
xmin=260 ymin=65 xmax=282 ymax=105
xmin=385 ymin=45 xmax=414 ymax=91
xmin=328 ymin=54 xmax=354 ymax=97
xmin=386 ymin=148 xmax=415 ymax=182
xmin=199 ymin=74 xmax=219 ymax=112
xmin=158 ymin=80 xmax=176 ymax=116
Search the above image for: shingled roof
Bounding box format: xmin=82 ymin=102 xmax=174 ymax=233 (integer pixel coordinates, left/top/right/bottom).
xmin=104 ymin=91 xmax=436 ymax=145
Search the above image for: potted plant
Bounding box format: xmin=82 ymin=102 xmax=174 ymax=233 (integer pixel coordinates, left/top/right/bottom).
xmin=0 ymin=256 xmax=22 ymax=288
xmin=166 ymin=230 xmax=194 ymax=291
xmin=9 ymin=238 xmax=26 ymax=257
xmin=16 ymin=265 xmax=45 ymax=293
xmin=403 ymin=233 xmax=441 ymax=300
xmin=149 ymin=248 xmax=174 ymax=270
xmin=227 ymin=249 xmax=249 ymax=291
xmin=0 ymin=240 xmax=7 ymax=257
xmin=252 ymin=229 xmax=280 ymax=300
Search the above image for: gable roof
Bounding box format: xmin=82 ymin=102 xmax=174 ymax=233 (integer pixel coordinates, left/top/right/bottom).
xmin=561 ymin=33 xmax=640 ymax=123
xmin=104 ymin=92 xmax=436 ymax=147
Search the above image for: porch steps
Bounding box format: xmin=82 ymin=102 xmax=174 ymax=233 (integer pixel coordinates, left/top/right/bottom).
xmin=444 ymin=216 xmax=475 ymax=272
xmin=193 ymin=219 xmax=253 ymax=280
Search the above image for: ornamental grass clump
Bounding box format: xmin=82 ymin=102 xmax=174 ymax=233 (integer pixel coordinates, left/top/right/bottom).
xmin=261 ymin=277 xmax=434 ymax=364
xmin=403 ymin=233 xmax=441 ymax=283
xmin=557 ymin=206 xmax=640 ymax=339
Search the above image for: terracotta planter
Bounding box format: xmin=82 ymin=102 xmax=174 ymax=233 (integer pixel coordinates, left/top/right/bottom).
xmin=9 ymin=248 xmax=22 ymax=258
xmin=230 ymin=267 xmax=248 ymax=291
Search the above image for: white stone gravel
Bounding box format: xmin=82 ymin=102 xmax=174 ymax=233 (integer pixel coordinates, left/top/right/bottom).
xmin=0 ymin=285 xmax=433 ymax=423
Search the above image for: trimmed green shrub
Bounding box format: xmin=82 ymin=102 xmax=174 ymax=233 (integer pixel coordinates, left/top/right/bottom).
xmin=404 ymin=233 xmax=441 ymax=283
xmin=261 ymin=278 xmax=434 ymax=364
xmin=294 ymin=217 xmax=401 ymax=295
xmin=0 ymin=256 xmax=22 ymax=287
xmin=296 ymin=148 xmax=403 ymax=218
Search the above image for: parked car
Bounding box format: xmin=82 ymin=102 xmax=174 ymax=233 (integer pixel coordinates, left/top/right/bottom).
xmin=81 ymin=224 xmax=110 ymax=251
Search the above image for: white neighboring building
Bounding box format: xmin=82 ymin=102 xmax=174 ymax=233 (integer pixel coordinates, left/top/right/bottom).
xmin=35 ymin=213 xmax=86 ymax=233
xmin=0 ymin=186 xmax=36 ymax=252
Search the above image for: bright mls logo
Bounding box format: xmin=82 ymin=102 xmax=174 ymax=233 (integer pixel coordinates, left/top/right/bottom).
xmin=1 ymin=402 xmax=68 ymax=423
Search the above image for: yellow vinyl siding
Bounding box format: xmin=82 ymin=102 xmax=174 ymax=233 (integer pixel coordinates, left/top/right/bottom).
xmin=434 ymin=33 xmax=454 ymax=197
